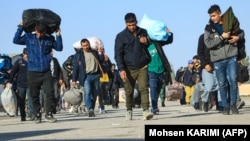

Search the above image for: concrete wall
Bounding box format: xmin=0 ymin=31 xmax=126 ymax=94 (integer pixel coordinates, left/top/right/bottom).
xmin=239 ymin=84 xmax=250 ymax=96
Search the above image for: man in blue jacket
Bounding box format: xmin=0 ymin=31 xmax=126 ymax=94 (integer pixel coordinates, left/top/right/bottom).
xmin=114 ymin=13 xmax=153 ymax=120
xmin=13 ymin=22 xmax=63 ymax=123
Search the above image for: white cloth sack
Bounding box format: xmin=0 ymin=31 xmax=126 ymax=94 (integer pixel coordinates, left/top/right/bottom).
xmin=139 ymin=14 xmax=169 ymax=41
xmin=121 ymin=88 xmax=138 ymax=101
xmin=64 ymin=87 xmax=83 ymax=105
xmin=73 ymin=37 xmax=104 ymax=50
xmin=1 ymin=84 xmax=17 ymax=116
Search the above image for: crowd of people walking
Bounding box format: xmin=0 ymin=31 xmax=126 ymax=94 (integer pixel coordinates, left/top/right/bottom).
xmin=0 ymin=4 xmax=247 ymax=124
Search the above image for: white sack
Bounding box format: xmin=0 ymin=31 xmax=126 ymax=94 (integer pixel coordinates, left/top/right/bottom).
xmin=73 ymin=37 xmax=104 ymax=50
xmin=121 ymin=88 xmax=139 ymax=100
xmin=1 ymin=84 xmax=17 ymax=116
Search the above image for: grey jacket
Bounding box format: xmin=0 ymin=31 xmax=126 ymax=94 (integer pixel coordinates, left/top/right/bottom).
xmin=204 ymin=22 xmax=244 ymax=62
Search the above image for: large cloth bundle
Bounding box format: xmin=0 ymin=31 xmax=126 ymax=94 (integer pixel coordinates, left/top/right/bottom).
xmin=73 ymin=37 xmax=104 ymax=50
xmin=64 ymin=87 xmax=83 ymax=105
xmin=1 ymin=84 xmax=17 ymax=116
xmin=139 ymin=14 xmax=169 ymax=41
xmin=22 ymin=8 xmax=61 ymax=34
xmin=222 ymin=7 xmax=246 ymax=60
xmin=222 ymin=6 xmax=240 ymax=35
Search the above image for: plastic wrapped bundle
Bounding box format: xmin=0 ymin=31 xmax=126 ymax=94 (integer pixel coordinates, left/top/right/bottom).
xmin=22 ymin=8 xmax=61 ymax=34
xmin=139 ymin=14 xmax=169 ymax=41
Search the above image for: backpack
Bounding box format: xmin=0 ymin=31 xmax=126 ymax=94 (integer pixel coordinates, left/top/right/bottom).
xmin=0 ymin=54 xmax=12 ymax=84
xmin=237 ymin=62 xmax=249 ymax=83
xmin=237 ymin=35 xmax=246 ymax=61
xmin=175 ymin=66 xmax=187 ymax=83
xmin=0 ymin=54 xmax=12 ymax=71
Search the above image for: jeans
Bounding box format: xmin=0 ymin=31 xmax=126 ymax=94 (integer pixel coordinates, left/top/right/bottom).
xmin=214 ymin=56 xmax=238 ymax=107
xmin=148 ymin=71 xmax=164 ymax=111
xmin=191 ymin=82 xmax=204 ymax=105
xmin=84 ymin=74 xmax=100 ymax=110
xmin=201 ymin=69 xmax=219 ymax=102
xmin=25 ymin=88 xmax=34 ymax=116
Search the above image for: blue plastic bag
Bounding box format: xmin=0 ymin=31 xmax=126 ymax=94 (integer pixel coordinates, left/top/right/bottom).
xmin=139 ymin=14 xmax=169 ymax=41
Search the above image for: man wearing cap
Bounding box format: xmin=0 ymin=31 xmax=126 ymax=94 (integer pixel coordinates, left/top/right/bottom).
xmin=182 ymin=60 xmax=195 ymax=105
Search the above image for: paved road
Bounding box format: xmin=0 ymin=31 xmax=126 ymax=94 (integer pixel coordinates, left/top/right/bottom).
xmin=0 ymin=96 xmax=250 ymax=141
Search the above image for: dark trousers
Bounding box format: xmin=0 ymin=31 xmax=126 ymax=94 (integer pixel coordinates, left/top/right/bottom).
xmin=27 ymin=71 xmax=56 ymax=116
xmin=16 ymin=87 xmax=28 ymax=119
xmin=180 ymin=88 xmax=186 ymax=105
xmin=111 ymin=83 xmax=119 ymax=107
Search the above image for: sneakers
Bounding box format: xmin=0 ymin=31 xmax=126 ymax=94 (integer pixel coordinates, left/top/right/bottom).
xmin=45 ymin=113 xmax=57 ymax=123
xmin=143 ymin=110 xmax=153 ymax=120
xmin=112 ymin=105 xmax=119 ymax=109
xmin=237 ymin=100 xmax=245 ymax=109
xmin=230 ymin=104 xmax=239 ymax=114
xmin=125 ymin=110 xmax=132 ymax=120
xmin=27 ymin=115 xmax=35 ymax=121
xmin=69 ymin=106 xmax=74 ymax=113
xmin=34 ymin=114 xmax=42 ymax=124
xmin=88 ymin=109 xmax=95 ymax=117
xmin=152 ymin=108 xmax=159 ymax=115
xmin=99 ymin=109 xmax=107 ymax=114
xmin=216 ymin=106 xmax=224 ymax=112
xmin=21 ymin=117 xmax=26 ymax=122
xmin=193 ymin=102 xmax=200 ymax=111
xmin=79 ymin=106 xmax=88 ymax=116
xmin=202 ymin=102 xmax=209 ymax=112
xmin=223 ymin=107 xmax=230 ymax=115
xmin=161 ymin=101 xmax=165 ymax=107
xmin=134 ymin=104 xmax=140 ymax=108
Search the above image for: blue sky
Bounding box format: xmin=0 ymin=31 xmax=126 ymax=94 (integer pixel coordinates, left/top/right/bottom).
xmin=1 ymin=0 xmax=249 ymax=72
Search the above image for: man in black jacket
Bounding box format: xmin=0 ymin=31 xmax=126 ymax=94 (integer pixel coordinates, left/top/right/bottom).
xmin=50 ymin=51 xmax=63 ymax=112
xmin=114 ymin=12 xmax=153 ymax=120
xmin=197 ymin=33 xmax=220 ymax=112
xmin=8 ymin=48 xmax=33 ymax=121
